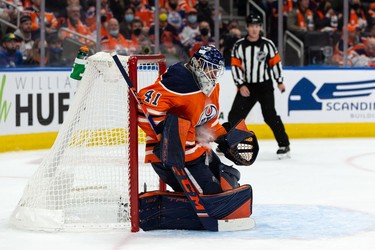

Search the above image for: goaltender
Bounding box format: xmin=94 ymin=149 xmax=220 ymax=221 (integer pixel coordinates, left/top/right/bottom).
xmin=136 ymin=45 xmax=259 ymax=231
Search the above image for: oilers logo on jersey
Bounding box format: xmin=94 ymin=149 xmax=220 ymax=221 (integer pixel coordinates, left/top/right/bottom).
xmin=196 ymin=104 xmax=218 ymax=126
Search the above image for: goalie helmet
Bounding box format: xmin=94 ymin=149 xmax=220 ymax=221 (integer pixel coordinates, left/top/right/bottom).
xmin=189 ymin=45 xmax=225 ymax=96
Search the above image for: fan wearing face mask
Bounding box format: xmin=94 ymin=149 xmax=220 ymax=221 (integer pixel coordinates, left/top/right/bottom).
xmin=119 ymin=6 xmax=136 ymax=40
xmin=188 ymin=20 xmax=215 ymax=57
xmin=101 ymin=18 xmax=137 ymax=55
xmin=179 ymin=8 xmax=200 ymax=53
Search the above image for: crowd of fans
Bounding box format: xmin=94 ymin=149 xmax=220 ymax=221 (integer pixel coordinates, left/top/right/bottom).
xmin=0 ymin=0 xmax=375 ymax=68
xmin=0 ymin=0 xmax=235 ymax=67
xmin=268 ymin=0 xmax=375 ymax=66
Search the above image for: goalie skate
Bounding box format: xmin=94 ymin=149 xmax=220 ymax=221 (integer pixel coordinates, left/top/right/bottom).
xmin=277 ymin=146 xmax=290 ymax=159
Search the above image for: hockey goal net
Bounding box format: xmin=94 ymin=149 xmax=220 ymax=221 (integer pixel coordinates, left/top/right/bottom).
xmin=10 ymin=52 xmax=166 ymax=232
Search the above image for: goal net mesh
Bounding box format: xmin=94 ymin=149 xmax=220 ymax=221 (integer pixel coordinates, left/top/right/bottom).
xmin=10 ymin=52 xmax=165 ymax=231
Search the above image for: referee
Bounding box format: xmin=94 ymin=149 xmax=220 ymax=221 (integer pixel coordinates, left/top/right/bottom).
xmin=227 ymin=13 xmax=290 ymax=158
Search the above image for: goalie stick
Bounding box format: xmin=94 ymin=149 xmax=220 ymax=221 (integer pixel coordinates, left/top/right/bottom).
xmin=111 ymin=53 xmax=254 ymax=231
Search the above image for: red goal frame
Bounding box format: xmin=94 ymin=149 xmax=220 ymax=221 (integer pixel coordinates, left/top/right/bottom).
xmin=127 ymin=55 xmax=167 ymax=232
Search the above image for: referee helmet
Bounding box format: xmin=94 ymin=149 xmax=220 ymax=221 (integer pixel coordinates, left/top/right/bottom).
xmin=246 ymin=13 xmax=262 ymax=24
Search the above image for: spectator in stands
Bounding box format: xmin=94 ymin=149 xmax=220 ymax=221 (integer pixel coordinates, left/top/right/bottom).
xmin=47 ymin=35 xmax=67 ymax=67
xmin=165 ymin=0 xmax=181 ymax=13
xmin=3 ymin=0 xmax=23 ymax=11
xmin=166 ymin=0 xmax=185 ymax=31
xmin=179 ymin=8 xmax=200 ymax=54
xmin=268 ymin=0 xmax=288 ymax=42
xmin=120 ymin=6 xmax=136 ymax=40
xmin=101 ymin=18 xmax=137 ymax=55
xmin=59 ymin=4 xmax=92 ymax=45
xmin=313 ymin=0 xmax=339 ymax=32
xmin=130 ymin=18 xmax=152 ymax=54
xmin=88 ymin=7 xmax=110 ymax=38
xmin=369 ymin=3 xmax=375 ymax=28
xmin=348 ymin=0 xmax=368 ymax=32
xmin=149 ymin=5 xmax=184 ymax=53
xmin=166 ymin=9 xmax=184 ymax=37
xmin=14 ymin=15 xmax=34 ymax=61
xmin=85 ymin=0 xmax=113 ymax=28
xmin=55 ymin=0 xmax=86 ymax=26
xmin=24 ymin=38 xmax=48 ymax=66
xmin=0 ymin=5 xmax=13 ymax=24
xmin=47 ymin=0 xmax=88 ymax=22
xmin=331 ymin=23 xmax=362 ymax=65
xmin=0 ymin=0 xmax=20 ymax=24
xmin=369 ymin=24 xmax=375 ymax=38
xmin=23 ymin=0 xmax=32 ymax=9
xmin=189 ymin=20 xmax=214 ymax=56
xmin=0 ymin=33 xmax=23 ymax=67
xmin=25 ymin=0 xmax=59 ymax=36
xmin=164 ymin=0 xmax=186 ymax=28
xmin=221 ymin=27 xmax=242 ymax=66
xmin=287 ymin=0 xmax=315 ymax=38
xmin=218 ymin=19 xmax=240 ymax=53
xmin=195 ymin=0 xmax=214 ymax=35
xmin=269 ymin=0 xmax=295 ymax=18
xmin=109 ymin=0 xmax=125 ymax=22
xmin=1 ymin=0 xmax=23 ymax=24
xmin=132 ymin=0 xmax=154 ymax=29
xmin=148 ymin=7 xmax=169 ymax=46
xmin=178 ymin=0 xmax=197 ymax=13
xmin=159 ymin=28 xmax=189 ymax=66
xmin=347 ymin=37 xmax=375 ymax=67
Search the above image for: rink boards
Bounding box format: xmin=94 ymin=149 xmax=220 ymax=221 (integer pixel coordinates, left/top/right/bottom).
xmin=0 ymin=67 xmax=374 ymax=152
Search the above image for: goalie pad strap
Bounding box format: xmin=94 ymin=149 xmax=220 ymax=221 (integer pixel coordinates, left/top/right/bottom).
xmin=220 ymin=165 xmax=241 ymax=191
xmin=139 ymin=185 xmax=253 ymax=231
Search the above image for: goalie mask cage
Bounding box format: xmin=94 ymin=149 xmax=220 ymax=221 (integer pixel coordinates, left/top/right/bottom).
xmin=10 ymin=52 xmax=166 ymax=232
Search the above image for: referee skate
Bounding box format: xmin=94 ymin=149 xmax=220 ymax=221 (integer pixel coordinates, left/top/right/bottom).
xmin=277 ymin=146 xmax=291 ymax=159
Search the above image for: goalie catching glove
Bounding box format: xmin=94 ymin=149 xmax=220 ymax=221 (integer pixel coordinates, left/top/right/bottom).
xmin=215 ymin=119 xmax=259 ymax=166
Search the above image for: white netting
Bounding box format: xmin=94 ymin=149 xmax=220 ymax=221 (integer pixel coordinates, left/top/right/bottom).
xmin=10 ymin=52 xmax=163 ymax=231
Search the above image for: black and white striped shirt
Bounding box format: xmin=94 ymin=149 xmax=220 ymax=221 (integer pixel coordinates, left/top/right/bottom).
xmin=231 ymin=36 xmax=283 ymax=86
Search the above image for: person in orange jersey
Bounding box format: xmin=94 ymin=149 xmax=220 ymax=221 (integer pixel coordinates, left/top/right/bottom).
xmin=227 ymin=13 xmax=290 ymax=158
xmin=58 ymin=4 xmax=92 ymax=45
xmin=24 ymin=0 xmax=59 ymax=35
xmin=138 ymin=45 xmax=258 ymax=195
xmin=101 ymin=18 xmax=137 ymax=55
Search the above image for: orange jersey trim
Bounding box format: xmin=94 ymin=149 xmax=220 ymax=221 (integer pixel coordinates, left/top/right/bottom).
xmin=269 ymin=53 xmax=281 ymax=67
xmin=231 ymin=57 xmax=242 ymax=68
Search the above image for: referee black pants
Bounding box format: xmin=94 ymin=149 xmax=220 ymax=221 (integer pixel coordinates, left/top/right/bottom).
xmin=228 ymin=80 xmax=290 ymax=147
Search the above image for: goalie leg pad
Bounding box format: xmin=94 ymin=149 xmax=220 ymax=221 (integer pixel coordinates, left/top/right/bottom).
xmin=139 ymin=191 xmax=204 ymax=231
xmin=202 ymin=184 xmax=253 ymax=220
xmin=139 ymin=185 xmax=253 ymax=230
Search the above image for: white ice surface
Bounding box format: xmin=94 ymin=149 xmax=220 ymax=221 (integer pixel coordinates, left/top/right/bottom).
xmin=1 ymin=138 xmax=375 ymax=250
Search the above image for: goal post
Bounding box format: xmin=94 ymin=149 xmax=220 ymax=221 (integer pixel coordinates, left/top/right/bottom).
xmin=10 ymin=52 xmax=166 ymax=232
xmin=127 ymin=54 xmax=167 ymax=231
